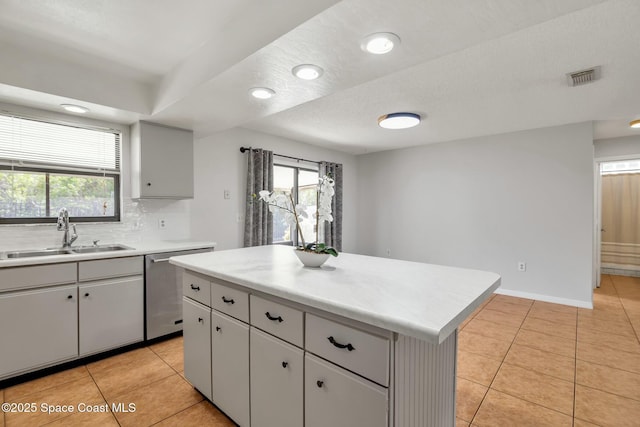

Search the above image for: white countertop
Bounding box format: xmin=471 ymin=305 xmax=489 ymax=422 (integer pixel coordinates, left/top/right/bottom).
xmin=0 ymin=240 xmax=216 ymax=268
xmin=169 ymin=245 xmax=501 ymax=344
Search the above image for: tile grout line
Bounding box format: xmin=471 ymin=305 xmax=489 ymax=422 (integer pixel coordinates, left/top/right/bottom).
xmin=85 ymin=363 xmax=123 ymax=427
xmin=469 ymin=299 xmax=534 ymax=424
xmin=609 ymin=275 xmax=640 ymax=345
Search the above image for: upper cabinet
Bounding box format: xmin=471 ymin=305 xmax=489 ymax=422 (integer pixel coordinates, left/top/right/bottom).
xmin=131 ymin=121 xmax=194 ymax=199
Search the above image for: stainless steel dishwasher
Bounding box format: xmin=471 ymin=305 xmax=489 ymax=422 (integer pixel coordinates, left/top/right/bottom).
xmin=145 ymin=247 xmax=213 ymax=340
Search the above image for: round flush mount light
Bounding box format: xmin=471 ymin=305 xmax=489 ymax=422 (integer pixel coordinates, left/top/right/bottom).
xmin=361 ymin=32 xmax=400 ymax=54
xmin=292 ymin=64 xmax=324 ymax=80
xmin=249 ymin=87 xmax=275 ymax=99
xmin=378 ymin=112 xmax=421 ymax=129
xmin=60 ymin=104 xmax=89 ymax=114
xmin=630 ymin=119 xmax=640 ymax=129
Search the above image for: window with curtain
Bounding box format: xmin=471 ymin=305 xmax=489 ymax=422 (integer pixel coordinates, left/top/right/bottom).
xmin=0 ymin=112 xmax=121 ymax=224
xmin=272 ymin=164 xmax=319 ymax=246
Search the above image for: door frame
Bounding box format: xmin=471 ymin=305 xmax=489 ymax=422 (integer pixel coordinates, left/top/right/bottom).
xmin=594 ymin=154 xmax=640 ymax=288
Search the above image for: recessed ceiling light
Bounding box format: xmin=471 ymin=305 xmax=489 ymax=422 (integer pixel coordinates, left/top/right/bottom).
xmin=630 ymin=119 xmax=640 ymax=129
xmin=361 ymin=32 xmax=400 ymax=54
xmin=378 ymin=112 xmax=421 ymax=129
xmin=292 ymin=64 xmax=324 ymax=80
xmin=60 ymin=104 xmax=89 ymax=114
xmin=249 ymin=87 xmax=275 ymax=99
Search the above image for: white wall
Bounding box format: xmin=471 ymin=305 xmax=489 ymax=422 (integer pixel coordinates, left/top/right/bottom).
xmin=594 ymin=135 xmax=640 ymax=159
xmin=0 ymin=102 xmax=192 ymax=251
xmin=191 ymin=127 xmax=358 ymax=251
xmin=355 ymin=122 xmax=595 ymax=307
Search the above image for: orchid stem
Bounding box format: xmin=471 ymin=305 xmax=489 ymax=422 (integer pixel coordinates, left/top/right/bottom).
xmin=289 ymin=193 xmax=306 ymax=248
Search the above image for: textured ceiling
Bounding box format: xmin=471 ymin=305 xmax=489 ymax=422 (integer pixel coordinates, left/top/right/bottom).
xmin=0 ymin=0 xmax=638 ymax=154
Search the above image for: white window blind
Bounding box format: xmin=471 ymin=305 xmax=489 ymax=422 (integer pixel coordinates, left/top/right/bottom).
xmin=0 ymin=113 xmax=120 ymax=173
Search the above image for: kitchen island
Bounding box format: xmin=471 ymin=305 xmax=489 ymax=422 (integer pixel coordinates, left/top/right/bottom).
xmin=170 ymin=245 xmax=501 ymax=427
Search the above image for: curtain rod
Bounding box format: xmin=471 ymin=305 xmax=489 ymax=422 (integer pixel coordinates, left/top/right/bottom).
xmin=239 ymin=146 xmax=321 ymax=165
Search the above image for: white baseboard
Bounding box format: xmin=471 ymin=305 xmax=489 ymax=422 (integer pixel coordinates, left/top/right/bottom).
xmin=494 ymin=288 xmax=592 ymax=309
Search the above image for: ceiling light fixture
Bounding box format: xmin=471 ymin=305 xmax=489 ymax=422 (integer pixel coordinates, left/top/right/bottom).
xmin=292 ymin=64 xmax=324 ymax=80
xmin=630 ymin=119 xmax=640 ymax=129
xmin=378 ymin=112 xmax=421 ymax=129
xmin=249 ymin=87 xmax=275 ymax=99
xmin=60 ymin=104 xmax=89 ymax=114
xmin=361 ymin=32 xmax=401 ymax=55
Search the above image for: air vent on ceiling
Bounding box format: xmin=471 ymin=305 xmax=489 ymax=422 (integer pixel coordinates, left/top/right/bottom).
xmin=567 ymin=66 xmax=601 ymax=87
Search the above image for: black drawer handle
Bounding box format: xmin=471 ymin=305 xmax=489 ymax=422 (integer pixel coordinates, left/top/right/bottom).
xmin=190 ymin=284 xmax=200 ymax=291
xmin=216 ymin=326 xmax=221 ymax=332
xmin=84 ymin=292 xmax=90 ymax=297
xmin=67 ymin=295 xmax=73 ymax=299
xmin=282 ymin=361 xmax=288 ymax=368
xmin=198 ymin=317 xmax=204 ymax=323
xmin=316 ymin=380 xmax=324 ymax=388
xmin=265 ymin=312 xmax=283 ymax=322
xmin=221 ymin=296 xmax=235 ymax=304
xmin=327 ymin=336 xmax=355 ymax=351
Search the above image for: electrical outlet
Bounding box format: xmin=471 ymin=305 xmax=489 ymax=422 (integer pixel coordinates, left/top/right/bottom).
xmin=158 ymin=219 xmax=166 ymax=229
xmin=224 ymin=189 xmax=231 ymax=199
xmin=518 ymin=261 xmax=526 ymax=272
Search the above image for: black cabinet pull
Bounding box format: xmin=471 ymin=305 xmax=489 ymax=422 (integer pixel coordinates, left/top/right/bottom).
xmin=146 ymin=182 xmax=151 ymax=186
xmin=67 ymin=295 xmax=73 ymax=299
xmin=216 ymin=326 xmax=221 ymax=332
xmin=327 ymin=336 xmax=355 ymax=351
xmin=190 ymin=284 xmax=200 ymax=291
xmin=198 ymin=317 xmax=203 ymax=323
xmin=282 ymin=361 xmax=288 ymax=368
xmin=316 ymin=380 xmax=324 ymax=388
xmin=265 ymin=312 xmax=283 ymax=322
xmin=84 ymin=293 xmax=90 ymax=297
xmin=221 ymin=296 xmax=235 ymax=304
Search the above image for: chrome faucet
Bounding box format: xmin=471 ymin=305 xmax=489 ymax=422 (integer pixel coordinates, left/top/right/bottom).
xmin=57 ymin=208 xmax=78 ymax=247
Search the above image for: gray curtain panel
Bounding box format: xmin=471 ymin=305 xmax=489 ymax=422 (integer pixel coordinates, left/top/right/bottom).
xmin=243 ymin=148 xmax=274 ymax=247
xmin=320 ymin=161 xmax=343 ymax=251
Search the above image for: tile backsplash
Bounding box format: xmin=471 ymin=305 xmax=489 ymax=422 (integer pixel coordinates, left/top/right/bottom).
xmin=0 ymin=198 xmax=192 ymax=251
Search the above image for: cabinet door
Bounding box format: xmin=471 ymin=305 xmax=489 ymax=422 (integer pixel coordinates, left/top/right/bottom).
xmin=212 ymin=310 xmax=249 ymax=427
xmin=0 ymin=286 xmax=78 ymax=379
xmin=305 ymin=353 xmax=388 ymax=427
xmin=138 ymin=122 xmax=193 ymax=198
xmin=183 ymin=297 xmax=212 ymax=400
xmin=250 ymin=328 xmax=303 ymax=427
xmin=79 ymin=276 xmax=144 ymax=356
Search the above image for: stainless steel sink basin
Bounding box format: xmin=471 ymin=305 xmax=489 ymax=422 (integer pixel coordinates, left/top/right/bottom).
xmin=1 ymin=244 xmax=134 ymax=259
xmin=71 ymin=244 xmax=133 ymax=254
xmin=3 ymin=248 xmax=74 ymax=258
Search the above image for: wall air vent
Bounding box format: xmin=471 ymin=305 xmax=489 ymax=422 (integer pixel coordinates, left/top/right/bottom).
xmin=567 ymin=66 xmax=601 ymax=87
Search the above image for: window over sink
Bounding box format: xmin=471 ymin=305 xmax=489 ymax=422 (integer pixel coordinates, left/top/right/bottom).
xmin=0 ymin=112 xmax=121 ymax=224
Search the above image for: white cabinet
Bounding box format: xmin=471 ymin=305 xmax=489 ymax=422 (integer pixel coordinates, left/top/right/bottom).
xmin=0 ymin=286 xmax=78 ymax=379
xmin=305 ymin=353 xmax=388 ymax=427
xmin=183 ymin=297 xmax=212 ymax=400
xmin=131 ymin=121 xmax=193 ymax=199
xmin=0 ymin=256 xmax=146 ymax=381
xmin=79 ymin=277 xmax=144 ymax=356
xmin=211 ymin=310 xmax=250 ymax=427
xmin=250 ymin=327 xmax=303 ymax=427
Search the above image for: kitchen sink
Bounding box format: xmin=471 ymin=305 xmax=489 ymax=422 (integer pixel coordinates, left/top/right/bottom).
xmin=71 ymin=244 xmax=133 ymax=253
xmin=1 ymin=244 xmax=134 ymax=259
xmin=3 ymin=248 xmax=74 ymax=258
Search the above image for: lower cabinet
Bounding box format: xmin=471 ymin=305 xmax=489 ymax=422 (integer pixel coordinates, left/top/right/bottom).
xmin=0 ymin=285 xmax=78 ymax=379
xmin=79 ymin=276 xmax=144 ymax=356
xmin=250 ymin=327 xmax=303 ymax=427
xmin=183 ymin=297 xmax=213 ymax=399
xmin=305 ymin=353 xmax=388 ymax=427
xmin=212 ymin=310 xmax=250 ymax=427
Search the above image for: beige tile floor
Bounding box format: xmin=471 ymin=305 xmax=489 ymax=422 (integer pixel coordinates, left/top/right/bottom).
xmin=1 ymin=274 xmax=638 ymax=426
